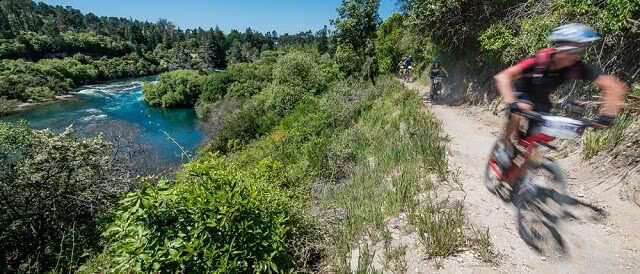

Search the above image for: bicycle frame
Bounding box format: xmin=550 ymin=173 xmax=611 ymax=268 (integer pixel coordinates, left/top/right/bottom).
xmin=489 ymin=132 xmax=556 ymax=184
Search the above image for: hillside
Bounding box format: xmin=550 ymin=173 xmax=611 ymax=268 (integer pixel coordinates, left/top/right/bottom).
xmin=1 ymin=0 xmax=639 ymax=273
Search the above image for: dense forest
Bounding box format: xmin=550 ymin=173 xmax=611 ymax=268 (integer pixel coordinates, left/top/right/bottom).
xmin=2 ymin=0 xmax=640 ymax=272
xmin=0 ymin=0 xmax=332 ymax=115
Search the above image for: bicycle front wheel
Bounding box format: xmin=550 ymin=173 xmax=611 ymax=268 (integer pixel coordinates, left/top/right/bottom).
xmin=515 ymin=158 xmax=569 ymax=255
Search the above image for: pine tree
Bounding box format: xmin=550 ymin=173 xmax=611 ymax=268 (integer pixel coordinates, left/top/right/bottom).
xmin=317 ymin=25 xmax=329 ymax=54
xmin=200 ymin=27 xmax=226 ymax=71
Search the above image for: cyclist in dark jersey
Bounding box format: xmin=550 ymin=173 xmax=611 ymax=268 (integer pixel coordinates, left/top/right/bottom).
xmin=430 ymin=59 xmax=446 ymax=80
xmin=494 ymin=23 xmax=628 ymax=171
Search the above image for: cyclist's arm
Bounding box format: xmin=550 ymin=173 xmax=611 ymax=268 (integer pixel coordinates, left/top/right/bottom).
xmin=494 ymin=65 xmax=525 ymax=104
xmin=594 ymin=75 xmax=628 ymax=116
xmin=442 ymin=67 xmax=449 ymax=77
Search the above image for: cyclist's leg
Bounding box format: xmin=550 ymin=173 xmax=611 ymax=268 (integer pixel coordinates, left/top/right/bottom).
xmin=496 ymin=93 xmax=534 ymax=173
xmin=505 ymin=93 xmax=535 ymax=144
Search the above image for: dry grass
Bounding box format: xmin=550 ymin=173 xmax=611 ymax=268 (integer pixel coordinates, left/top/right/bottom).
xmin=411 ymin=201 xmax=465 ymax=258
xmin=319 ymin=77 xmax=472 ymax=272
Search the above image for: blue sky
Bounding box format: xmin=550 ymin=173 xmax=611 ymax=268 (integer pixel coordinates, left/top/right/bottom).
xmin=41 ymin=0 xmax=399 ymax=34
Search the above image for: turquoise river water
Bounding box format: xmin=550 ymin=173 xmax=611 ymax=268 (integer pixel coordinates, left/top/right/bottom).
xmin=1 ymin=76 xmax=204 ymax=166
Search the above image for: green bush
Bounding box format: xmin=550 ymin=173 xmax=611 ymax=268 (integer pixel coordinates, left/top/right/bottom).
xmin=227 ymin=80 xmax=264 ymax=97
xmin=143 ymin=70 xmax=205 ymax=107
xmin=0 ymin=97 xmax=18 ymax=115
xmin=209 ymin=49 xmax=342 ymax=152
xmin=199 ymin=72 xmax=233 ymax=102
xmin=96 ymin=154 xmax=303 ymax=273
xmin=258 ymin=84 xmax=309 ymax=117
xmin=554 ymin=0 xmax=640 ymax=33
xmin=334 ymin=45 xmax=364 ymax=78
xmin=224 ymin=58 xmax=275 ymax=98
xmin=0 ymin=122 xmax=133 ymax=273
xmin=209 ymin=101 xmax=270 ymax=152
xmin=24 ymin=86 xmax=55 ymax=101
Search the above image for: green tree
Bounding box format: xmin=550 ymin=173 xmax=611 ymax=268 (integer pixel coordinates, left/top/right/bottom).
xmin=143 ymin=69 xmax=205 ymax=107
xmin=317 ymin=25 xmax=330 ymax=54
xmin=331 ymin=0 xmax=381 ymax=76
xmin=200 ymin=27 xmax=226 ymax=71
xmin=332 ymin=0 xmax=380 ymax=56
xmin=375 ymin=13 xmax=405 ymax=73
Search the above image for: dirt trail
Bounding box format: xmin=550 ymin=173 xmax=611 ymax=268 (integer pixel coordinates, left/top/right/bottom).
xmin=406 ymin=81 xmax=640 ymax=273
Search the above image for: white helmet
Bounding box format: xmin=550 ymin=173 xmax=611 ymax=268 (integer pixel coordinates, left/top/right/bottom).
xmin=548 ymin=23 xmax=601 ymax=44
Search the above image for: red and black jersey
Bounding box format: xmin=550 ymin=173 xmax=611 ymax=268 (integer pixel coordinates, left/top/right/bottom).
xmin=513 ymin=56 xmax=602 ymax=112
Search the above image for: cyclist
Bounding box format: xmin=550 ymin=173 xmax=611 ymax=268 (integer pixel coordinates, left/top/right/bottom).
xmin=430 ymin=58 xmax=447 ymax=80
xmin=399 ymin=55 xmax=413 ymax=80
xmin=398 ymin=57 xmax=406 ymax=77
xmin=493 ymin=23 xmax=628 ymax=180
xmin=403 ymin=55 xmax=414 ymax=70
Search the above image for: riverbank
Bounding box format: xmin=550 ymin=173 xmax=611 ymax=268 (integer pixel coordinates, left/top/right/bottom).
xmin=14 ymin=94 xmax=76 ymax=111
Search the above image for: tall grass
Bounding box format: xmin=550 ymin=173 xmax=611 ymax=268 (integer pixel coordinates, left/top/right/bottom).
xmin=411 ymin=202 xmax=465 ymax=258
xmin=320 ymin=78 xmax=454 ymax=271
xmin=583 ymin=114 xmax=633 ymax=159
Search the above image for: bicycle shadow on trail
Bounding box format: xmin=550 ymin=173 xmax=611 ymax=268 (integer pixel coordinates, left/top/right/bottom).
xmin=511 ymin=186 xmax=607 ymax=256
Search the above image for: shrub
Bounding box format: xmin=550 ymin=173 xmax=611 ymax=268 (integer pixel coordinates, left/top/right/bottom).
xmin=334 ymin=45 xmax=364 ymax=78
xmin=209 ymin=49 xmax=342 ymax=152
xmin=25 ymin=86 xmax=55 ymax=102
xmin=96 ymin=154 xmax=304 ymax=273
xmin=0 ymin=97 xmax=18 ymax=115
xmin=209 ymin=101 xmax=268 ymax=152
xmin=258 ymin=84 xmax=310 ymax=117
xmin=224 ymin=59 xmax=275 ymax=98
xmin=143 ymin=70 xmax=205 ymax=107
xmin=196 ymin=96 xmax=242 ymax=130
xmin=0 ymin=122 xmax=134 ymax=273
xmin=226 ymin=80 xmax=263 ymax=97
xmin=199 ymin=71 xmax=233 ymax=102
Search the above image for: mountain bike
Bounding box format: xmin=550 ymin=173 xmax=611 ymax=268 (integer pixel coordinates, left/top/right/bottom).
xmin=484 ymin=108 xmax=600 ymax=200
xmin=402 ymin=66 xmax=413 ymax=82
xmin=430 ymin=76 xmax=443 ymax=100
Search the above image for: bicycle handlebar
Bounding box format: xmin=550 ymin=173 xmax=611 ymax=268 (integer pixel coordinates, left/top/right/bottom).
xmin=511 ymin=108 xmax=602 ymax=128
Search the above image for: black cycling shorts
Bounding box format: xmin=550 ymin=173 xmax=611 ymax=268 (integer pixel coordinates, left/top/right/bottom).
xmin=514 ymin=92 xmax=546 ymax=136
xmin=515 ymin=92 xmax=552 ymax=113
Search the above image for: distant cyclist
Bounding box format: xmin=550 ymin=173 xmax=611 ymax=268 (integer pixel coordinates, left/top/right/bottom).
xmin=493 ymin=23 xmax=627 ymax=175
xmin=430 ymin=58 xmax=448 ymax=80
xmin=398 ymin=57 xmax=407 ymax=76
xmin=399 ymin=55 xmax=413 ymax=81
xmin=403 ymin=55 xmax=413 ymax=70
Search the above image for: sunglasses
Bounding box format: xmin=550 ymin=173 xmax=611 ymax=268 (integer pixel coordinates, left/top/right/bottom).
xmin=566 ymin=48 xmax=586 ymax=54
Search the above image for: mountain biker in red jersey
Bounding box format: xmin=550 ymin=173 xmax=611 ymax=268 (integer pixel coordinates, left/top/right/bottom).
xmin=493 ymin=23 xmax=628 ymax=182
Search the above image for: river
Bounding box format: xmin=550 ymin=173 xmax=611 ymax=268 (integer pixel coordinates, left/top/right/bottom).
xmin=1 ymin=76 xmax=204 ymax=169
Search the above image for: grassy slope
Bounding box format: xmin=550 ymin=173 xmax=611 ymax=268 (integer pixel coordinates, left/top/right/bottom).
xmin=86 ymin=75 xmax=487 ymax=272
xmin=224 ymin=76 xmax=469 ymax=271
